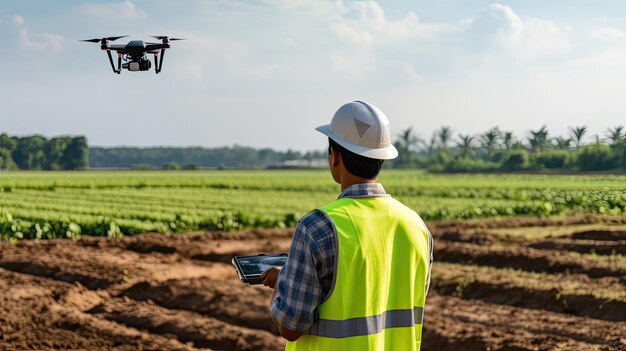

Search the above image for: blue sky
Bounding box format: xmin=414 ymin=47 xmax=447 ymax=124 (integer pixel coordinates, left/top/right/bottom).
xmin=1 ymin=1 xmax=626 ymax=150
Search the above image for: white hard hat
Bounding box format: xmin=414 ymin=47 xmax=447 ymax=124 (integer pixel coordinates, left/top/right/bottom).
xmin=316 ymin=100 xmax=398 ymax=160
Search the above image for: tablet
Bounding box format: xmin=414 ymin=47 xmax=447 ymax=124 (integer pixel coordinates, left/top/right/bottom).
xmin=232 ymin=253 xmax=288 ymax=285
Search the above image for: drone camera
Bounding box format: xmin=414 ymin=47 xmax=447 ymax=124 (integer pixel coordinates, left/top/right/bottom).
xmin=128 ymin=62 xmax=140 ymax=71
xmin=122 ymin=58 xmax=151 ymax=72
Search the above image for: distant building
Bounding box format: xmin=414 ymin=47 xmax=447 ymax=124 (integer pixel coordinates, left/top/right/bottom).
xmin=278 ymin=159 xmax=327 ymax=168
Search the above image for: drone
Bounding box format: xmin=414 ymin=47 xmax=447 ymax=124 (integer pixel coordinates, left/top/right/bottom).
xmin=80 ymin=35 xmax=185 ymax=74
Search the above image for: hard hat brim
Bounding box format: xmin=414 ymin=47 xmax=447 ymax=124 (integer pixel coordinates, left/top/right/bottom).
xmin=316 ymin=124 xmax=398 ymax=160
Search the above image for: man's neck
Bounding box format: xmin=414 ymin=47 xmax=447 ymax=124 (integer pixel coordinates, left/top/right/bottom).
xmin=340 ymin=177 xmax=377 ymax=192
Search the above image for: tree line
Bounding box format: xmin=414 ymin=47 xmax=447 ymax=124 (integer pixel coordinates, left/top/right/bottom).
xmin=3 ymin=124 xmax=625 ymax=172
xmin=0 ymin=133 xmax=88 ymax=170
xmin=89 ymin=146 xmax=326 ymax=169
xmin=391 ymin=125 xmax=626 ymax=172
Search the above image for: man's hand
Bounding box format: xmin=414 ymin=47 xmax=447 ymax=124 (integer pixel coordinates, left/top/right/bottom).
xmin=260 ymin=267 xmax=280 ymax=289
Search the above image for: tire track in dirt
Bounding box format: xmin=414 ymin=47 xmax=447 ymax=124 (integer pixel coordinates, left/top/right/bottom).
xmin=433 ymin=224 xmax=626 ymax=256
xmin=123 ymin=271 xmax=277 ymax=333
xmin=431 ymin=262 xmax=626 ymax=322
xmin=0 ymin=263 xmax=283 ymax=351
xmin=529 ymin=239 xmax=626 ymax=255
xmin=0 ymin=240 xmax=137 ymax=290
xmin=431 ymin=215 xmax=598 ymax=230
xmin=571 ymin=229 xmax=626 ymax=241
xmin=0 ymin=238 xmax=285 ymax=350
xmin=423 ymin=294 xmax=626 ymax=351
xmin=0 ymin=268 xmax=200 ymax=351
xmin=433 ymin=279 xmax=626 ymax=322
xmin=431 ymin=215 xmax=626 ymax=231
xmin=0 ymin=239 xmax=236 ymax=292
xmin=434 ymin=241 xmax=624 ymax=278
xmin=87 ymin=297 xmax=284 ymax=351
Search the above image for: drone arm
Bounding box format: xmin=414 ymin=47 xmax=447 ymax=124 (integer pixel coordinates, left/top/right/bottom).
xmin=105 ymin=50 xmax=117 ymax=74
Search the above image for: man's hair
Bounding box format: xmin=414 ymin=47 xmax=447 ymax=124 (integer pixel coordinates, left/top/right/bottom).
xmin=328 ymin=138 xmax=384 ymax=179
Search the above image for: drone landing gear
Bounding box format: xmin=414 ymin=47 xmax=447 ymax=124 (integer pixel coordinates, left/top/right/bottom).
xmin=105 ymin=50 xmax=122 ymax=74
xmin=153 ymin=53 xmax=160 ymax=74
xmin=152 ymin=49 xmax=165 ymax=74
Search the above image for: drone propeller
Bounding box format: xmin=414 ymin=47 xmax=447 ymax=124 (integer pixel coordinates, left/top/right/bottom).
xmin=80 ymin=35 xmax=128 ymax=44
xmin=151 ymin=35 xmax=186 ymax=43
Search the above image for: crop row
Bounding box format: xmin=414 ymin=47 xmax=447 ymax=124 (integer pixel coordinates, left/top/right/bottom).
xmin=0 ymin=210 xmax=302 ymax=241
xmin=1 ymin=170 xmax=625 ymax=240
xmin=1 ymin=198 xmax=621 ymax=241
xmin=1 ymin=170 xmax=625 ymax=191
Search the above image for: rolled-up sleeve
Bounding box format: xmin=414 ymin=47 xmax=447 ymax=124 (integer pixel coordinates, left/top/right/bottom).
xmin=270 ymin=216 xmax=325 ymax=332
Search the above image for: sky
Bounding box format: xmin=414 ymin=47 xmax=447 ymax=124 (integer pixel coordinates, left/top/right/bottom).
xmin=1 ymin=0 xmax=626 ymax=151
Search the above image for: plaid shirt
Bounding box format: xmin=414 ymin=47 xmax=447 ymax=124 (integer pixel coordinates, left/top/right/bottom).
xmin=270 ymin=182 xmax=433 ymax=332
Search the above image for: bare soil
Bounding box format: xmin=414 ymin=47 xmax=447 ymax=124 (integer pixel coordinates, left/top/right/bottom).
xmin=1 ymin=216 xmax=625 ymax=350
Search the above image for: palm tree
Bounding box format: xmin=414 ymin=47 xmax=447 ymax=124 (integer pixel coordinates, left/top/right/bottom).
xmin=527 ymin=125 xmax=550 ymax=153
xmin=569 ymin=125 xmax=588 ymax=149
xmin=480 ymin=127 xmax=500 ymax=159
xmin=426 ymin=133 xmax=438 ymax=159
xmin=605 ymin=125 xmax=625 ymax=147
xmin=552 ymin=136 xmax=572 ymax=150
xmin=502 ymin=131 xmax=514 ymax=150
xmin=437 ymin=126 xmax=452 ymax=151
xmin=456 ymin=134 xmax=476 ymax=158
xmin=394 ymin=127 xmax=421 ymax=167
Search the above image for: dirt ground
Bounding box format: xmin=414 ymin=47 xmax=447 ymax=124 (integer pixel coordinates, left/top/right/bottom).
xmin=1 ymin=216 xmax=625 ymax=351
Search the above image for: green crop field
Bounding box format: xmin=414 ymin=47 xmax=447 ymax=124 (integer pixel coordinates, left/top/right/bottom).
xmin=1 ymin=170 xmax=625 ymax=240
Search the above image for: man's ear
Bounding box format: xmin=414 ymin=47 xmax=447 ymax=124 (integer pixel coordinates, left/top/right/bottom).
xmin=330 ymin=147 xmax=341 ymax=167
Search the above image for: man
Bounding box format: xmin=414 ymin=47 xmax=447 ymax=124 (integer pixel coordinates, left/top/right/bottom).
xmin=260 ymin=100 xmax=433 ymax=350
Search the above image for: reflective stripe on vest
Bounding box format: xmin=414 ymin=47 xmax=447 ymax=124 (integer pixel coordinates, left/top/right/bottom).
xmin=286 ymin=196 xmax=431 ymax=351
xmin=308 ymin=307 xmax=424 ymax=338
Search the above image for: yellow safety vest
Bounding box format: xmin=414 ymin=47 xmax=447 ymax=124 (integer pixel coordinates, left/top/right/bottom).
xmin=286 ymin=196 xmax=431 ymax=351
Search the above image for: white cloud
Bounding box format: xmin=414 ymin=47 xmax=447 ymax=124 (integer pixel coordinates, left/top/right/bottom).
xmin=267 ymin=1 xmax=450 ymax=45
xmin=10 ymin=14 xmax=64 ymax=53
xmin=569 ymin=27 xmax=626 ymax=69
xmin=332 ymin=2 xmax=450 ymax=44
xmin=157 ymin=32 xmax=251 ymax=85
xmin=253 ymin=0 xmax=452 ymax=81
xmin=328 ymin=51 xmax=370 ymax=76
xmin=19 ymin=28 xmax=64 ymax=53
xmin=472 ymin=3 xmax=571 ymax=59
xmin=589 ymin=27 xmax=626 ymax=41
xmin=567 ymin=48 xmax=626 ymax=68
xmin=79 ymin=1 xmax=147 ymax=20
xmin=263 ymin=0 xmax=342 ymax=17
xmin=12 ymin=14 xmax=24 ymax=25
xmin=331 ymin=22 xmax=374 ymax=45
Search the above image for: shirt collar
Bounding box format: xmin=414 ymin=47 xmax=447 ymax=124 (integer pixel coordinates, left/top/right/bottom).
xmin=338 ymin=182 xmax=389 ymax=199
